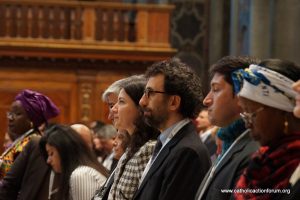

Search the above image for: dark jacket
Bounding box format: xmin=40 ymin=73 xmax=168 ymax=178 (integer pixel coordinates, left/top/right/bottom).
xmin=195 ymin=130 xmax=259 ymax=200
xmin=0 ymin=136 xmax=51 ymax=200
xmin=282 ymin=180 xmax=300 ymax=200
xmin=203 ymin=134 xmax=217 ymax=157
xmin=133 ymin=122 xmax=211 ymax=200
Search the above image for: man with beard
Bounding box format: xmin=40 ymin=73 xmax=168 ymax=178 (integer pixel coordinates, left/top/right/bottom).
xmin=133 ymin=58 xmax=211 ymax=200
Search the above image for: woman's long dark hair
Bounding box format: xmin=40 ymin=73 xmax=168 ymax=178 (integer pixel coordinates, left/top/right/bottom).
xmin=121 ymin=78 xmax=160 ymax=159
xmin=39 ymin=124 xmax=108 ymax=200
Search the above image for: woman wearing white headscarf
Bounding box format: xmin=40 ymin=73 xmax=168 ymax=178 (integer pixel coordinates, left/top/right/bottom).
xmin=231 ymin=59 xmax=300 ymax=200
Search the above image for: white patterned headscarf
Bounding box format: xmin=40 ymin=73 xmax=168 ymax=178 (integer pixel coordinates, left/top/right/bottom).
xmin=232 ymin=64 xmax=296 ymax=112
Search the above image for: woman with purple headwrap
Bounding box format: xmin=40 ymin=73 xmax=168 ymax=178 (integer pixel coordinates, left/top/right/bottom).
xmin=0 ymin=89 xmax=59 ymax=179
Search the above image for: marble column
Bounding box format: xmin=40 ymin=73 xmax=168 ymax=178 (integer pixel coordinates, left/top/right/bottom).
xmin=249 ymin=0 xmax=272 ymax=59
xmin=273 ymin=0 xmax=300 ymax=65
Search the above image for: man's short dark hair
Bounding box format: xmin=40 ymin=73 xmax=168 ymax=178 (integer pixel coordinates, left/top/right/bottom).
xmin=145 ymin=58 xmax=203 ymax=119
xmin=210 ymin=56 xmax=260 ymax=86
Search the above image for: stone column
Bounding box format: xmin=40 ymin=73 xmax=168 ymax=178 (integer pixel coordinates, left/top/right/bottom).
xmin=273 ymin=0 xmax=300 ymax=65
xmin=249 ymin=0 xmax=271 ymax=59
xmin=209 ymin=0 xmax=226 ymax=65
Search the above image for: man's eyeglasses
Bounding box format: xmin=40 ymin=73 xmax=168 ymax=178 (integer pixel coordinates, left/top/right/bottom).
xmin=240 ymin=107 xmax=264 ymax=125
xmin=144 ymin=88 xmax=167 ymax=98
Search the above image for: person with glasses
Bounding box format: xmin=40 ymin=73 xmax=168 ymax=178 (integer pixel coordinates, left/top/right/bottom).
xmin=0 ymin=89 xmax=59 ymax=179
xmin=195 ymin=56 xmax=260 ymax=200
xmin=231 ymin=59 xmax=300 ymax=200
xmin=134 ymin=58 xmax=211 ymax=200
xmin=0 ymin=89 xmax=59 ymax=200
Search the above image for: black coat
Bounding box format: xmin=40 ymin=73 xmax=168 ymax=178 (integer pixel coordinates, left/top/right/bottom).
xmin=0 ymin=136 xmax=51 ymax=200
xmin=203 ymin=134 xmax=217 ymax=157
xmin=195 ymin=130 xmax=259 ymax=200
xmin=133 ymin=122 xmax=211 ymax=200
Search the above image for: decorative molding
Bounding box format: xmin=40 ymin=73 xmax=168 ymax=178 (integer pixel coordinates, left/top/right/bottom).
xmin=79 ymin=82 xmax=93 ymax=123
xmin=169 ymin=0 xmax=209 ymax=92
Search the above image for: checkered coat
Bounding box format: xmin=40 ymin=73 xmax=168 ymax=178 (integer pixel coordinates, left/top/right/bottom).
xmin=108 ymin=140 xmax=156 ymax=200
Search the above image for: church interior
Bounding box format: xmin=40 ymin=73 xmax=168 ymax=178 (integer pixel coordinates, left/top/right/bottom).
xmin=0 ymin=0 xmax=299 ymax=152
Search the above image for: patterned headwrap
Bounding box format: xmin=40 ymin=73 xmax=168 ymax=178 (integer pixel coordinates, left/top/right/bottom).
xmin=15 ymin=89 xmax=60 ymax=127
xmin=231 ymin=64 xmax=297 ymax=112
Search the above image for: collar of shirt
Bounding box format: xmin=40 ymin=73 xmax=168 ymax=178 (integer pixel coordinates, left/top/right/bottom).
xmin=159 ymin=118 xmax=190 ymax=147
xmin=138 ymin=118 xmax=191 ymax=186
xmin=200 ymin=128 xmax=213 ymax=142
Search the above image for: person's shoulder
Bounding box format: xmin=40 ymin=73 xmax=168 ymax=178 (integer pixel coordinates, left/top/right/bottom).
xmin=173 ymin=131 xmax=210 ymax=161
xmin=238 ymin=131 xmax=260 ymax=154
xmin=28 ymin=133 xmax=41 ymax=143
xmin=144 ymin=140 xmax=156 ymax=149
xmin=71 ymin=166 xmax=105 ymax=182
xmin=70 ymin=166 xmax=106 ymax=195
xmin=132 ymin=140 xmax=156 ymax=163
xmin=138 ymin=140 xmax=156 ymax=154
xmin=72 ymin=166 xmax=97 ymax=174
xmin=16 ymin=132 xmax=41 ymax=152
xmin=180 ymin=128 xmax=203 ymax=147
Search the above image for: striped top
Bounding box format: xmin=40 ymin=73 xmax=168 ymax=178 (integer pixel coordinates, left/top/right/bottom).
xmin=69 ymin=166 xmax=107 ymax=200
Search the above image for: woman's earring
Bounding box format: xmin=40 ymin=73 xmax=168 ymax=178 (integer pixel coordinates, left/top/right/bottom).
xmin=30 ymin=122 xmax=34 ymax=128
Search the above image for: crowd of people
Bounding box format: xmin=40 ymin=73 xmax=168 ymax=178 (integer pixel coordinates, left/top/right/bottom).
xmin=0 ymin=56 xmax=299 ymax=200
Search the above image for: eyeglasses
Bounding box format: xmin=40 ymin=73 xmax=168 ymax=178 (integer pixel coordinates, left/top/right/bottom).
xmin=144 ymin=88 xmax=168 ymax=98
xmin=240 ymin=107 xmax=264 ymax=125
xmin=6 ymin=112 xmax=17 ymax=120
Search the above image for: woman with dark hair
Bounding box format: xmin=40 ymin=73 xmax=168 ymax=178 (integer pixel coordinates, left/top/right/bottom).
xmin=103 ymin=78 xmax=160 ymax=200
xmin=0 ymin=89 xmax=59 ymax=179
xmin=40 ymin=124 xmax=108 ymax=200
xmin=231 ymin=59 xmax=300 ymax=200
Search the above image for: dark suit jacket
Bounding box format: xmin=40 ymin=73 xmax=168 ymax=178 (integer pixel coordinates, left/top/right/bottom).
xmin=133 ymin=122 xmax=211 ymax=200
xmin=195 ymin=130 xmax=259 ymax=200
xmin=0 ymin=136 xmax=51 ymax=200
xmin=203 ymin=134 xmax=217 ymax=157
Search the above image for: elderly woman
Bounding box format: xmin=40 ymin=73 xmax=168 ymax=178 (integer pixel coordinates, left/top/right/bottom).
xmin=0 ymin=89 xmax=59 ymax=179
xmin=231 ymin=59 xmax=300 ymax=200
